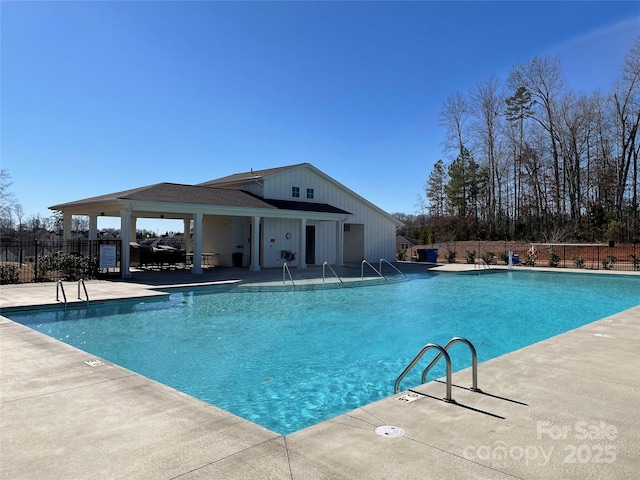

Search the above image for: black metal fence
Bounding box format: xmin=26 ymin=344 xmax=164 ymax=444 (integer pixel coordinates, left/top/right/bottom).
xmin=407 ymin=241 xmax=640 ymax=272
xmin=1 ymin=240 xmax=121 ymax=284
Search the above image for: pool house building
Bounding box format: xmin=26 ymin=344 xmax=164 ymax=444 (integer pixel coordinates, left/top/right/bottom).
xmin=50 ymin=163 xmax=402 ymax=277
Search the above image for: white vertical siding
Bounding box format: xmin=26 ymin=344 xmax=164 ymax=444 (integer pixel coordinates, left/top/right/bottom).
xmin=313 ymin=220 xmax=337 ymax=265
xmin=263 ymin=167 xmax=397 ymax=262
xmin=261 ymin=217 xmax=300 ymax=268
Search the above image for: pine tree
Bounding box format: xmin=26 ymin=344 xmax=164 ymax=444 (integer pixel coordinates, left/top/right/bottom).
xmin=426 ymin=159 xmax=447 ymax=217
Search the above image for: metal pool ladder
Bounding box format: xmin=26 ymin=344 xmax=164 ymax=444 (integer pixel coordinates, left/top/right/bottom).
xmin=394 ymin=337 xmax=481 ymax=403
xmin=322 ymin=262 xmax=343 ymax=284
xmin=56 ymin=280 xmax=67 ymax=310
xmin=78 ymin=279 xmax=90 ymax=306
xmin=282 ymin=263 xmax=295 ymax=287
xmin=56 ymin=279 xmax=90 ymax=309
xmin=361 ymin=260 xmax=385 ymax=279
xmin=379 ymin=259 xmax=407 ymax=278
xmin=474 ymin=259 xmax=490 ymax=270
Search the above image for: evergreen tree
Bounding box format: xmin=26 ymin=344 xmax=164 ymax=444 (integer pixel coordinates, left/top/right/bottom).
xmin=425 ymin=159 xmax=447 ymax=216
xmin=445 ymin=147 xmax=473 ymax=217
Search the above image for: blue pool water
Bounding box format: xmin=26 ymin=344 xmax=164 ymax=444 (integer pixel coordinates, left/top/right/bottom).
xmin=7 ymin=271 xmax=639 ymax=435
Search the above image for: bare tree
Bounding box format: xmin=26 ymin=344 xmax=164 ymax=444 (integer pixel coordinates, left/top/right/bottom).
xmin=469 ymin=75 xmax=505 ymax=233
xmin=439 ymin=92 xmax=471 ymax=158
xmin=0 ymin=169 xmax=17 ymax=234
xmin=14 ymin=204 xmax=25 ymax=233
xmin=612 ymin=37 xmax=640 ymax=221
xmin=556 ymin=92 xmax=596 ymax=222
xmin=509 ymin=56 xmax=566 ymax=216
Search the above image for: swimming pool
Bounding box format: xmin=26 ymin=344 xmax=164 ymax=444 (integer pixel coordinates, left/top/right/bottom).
xmin=7 ymin=271 xmax=640 ymax=435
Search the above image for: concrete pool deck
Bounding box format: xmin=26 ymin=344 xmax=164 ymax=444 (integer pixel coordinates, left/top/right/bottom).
xmin=1 ymin=264 xmax=639 ymax=479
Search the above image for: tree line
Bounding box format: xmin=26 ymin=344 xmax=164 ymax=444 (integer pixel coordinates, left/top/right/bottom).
xmin=409 ymin=38 xmax=639 ymax=245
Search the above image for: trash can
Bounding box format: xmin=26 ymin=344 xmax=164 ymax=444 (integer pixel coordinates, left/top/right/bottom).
xmin=416 ymin=249 xmax=426 ymax=262
xmin=425 ymin=249 xmax=438 ymax=263
xmin=232 ymin=252 xmax=243 ymax=267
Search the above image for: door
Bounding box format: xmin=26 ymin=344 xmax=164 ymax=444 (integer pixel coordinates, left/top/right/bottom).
xmin=305 ymin=225 xmax=315 ymax=265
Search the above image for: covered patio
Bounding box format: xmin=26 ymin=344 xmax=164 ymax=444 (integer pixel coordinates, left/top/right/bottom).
xmin=50 ymin=182 xmax=351 ymax=278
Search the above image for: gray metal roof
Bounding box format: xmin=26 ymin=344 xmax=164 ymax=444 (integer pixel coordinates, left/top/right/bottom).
xmin=50 ymin=182 xmax=350 ymax=215
xmin=50 ymin=183 xmax=276 ymax=210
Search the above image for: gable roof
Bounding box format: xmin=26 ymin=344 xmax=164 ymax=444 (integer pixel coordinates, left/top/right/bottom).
xmin=199 ymin=162 xmax=402 ymax=226
xmin=50 ymin=183 xmax=276 ymax=210
xmin=197 ymin=163 xmax=307 ymax=187
xmin=396 ymin=235 xmax=420 ymax=245
xmin=50 ymin=182 xmax=351 ymax=215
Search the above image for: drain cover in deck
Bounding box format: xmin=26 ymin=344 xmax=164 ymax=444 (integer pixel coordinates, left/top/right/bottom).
xmin=374 ymin=426 xmax=405 ymax=438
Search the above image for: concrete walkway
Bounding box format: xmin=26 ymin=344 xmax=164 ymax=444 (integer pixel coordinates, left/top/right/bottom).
xmin=1 ymin=265 xmax=639 ymax=479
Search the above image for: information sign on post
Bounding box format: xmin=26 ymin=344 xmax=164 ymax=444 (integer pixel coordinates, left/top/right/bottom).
xmin=99 ymin=244 xmax=117 ymax=269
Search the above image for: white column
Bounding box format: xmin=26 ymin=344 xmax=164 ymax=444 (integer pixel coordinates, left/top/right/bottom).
xmin=63 ymin=213 xmax=72 ymax=241
xmin=88 ymin=214 xmax=98 ymax=240
xmin=299 ymin=218 xmax=307 ymax=269
xmin=337 ymin=219 xmax=344 ymax=266
xmin=130 ymin=216 xmax=137 ymax=242
xmin=250 ymin=216 xmax=260 ymax=272
xmin=120 ymin=209 xmax=131 ymax=278
xmin=191 ymin=213 xmax=203 ymax=274
xmin=183 ymin=218 xmax=192 ymax=255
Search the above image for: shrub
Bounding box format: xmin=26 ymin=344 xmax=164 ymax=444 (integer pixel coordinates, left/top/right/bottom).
xmin=445 ymin=250 xmax=457 ymax=263
xmin=465 ymin=250 xmax=476 ymax=264
xmin=631 ymin=254 xmax=639 ymax=271
xmin=0 ymin=263 xmax=20 ymax=284
xmin=602 ymin=255 xmax=617 ymax=270
xmin=482 ymin=251 xmax=495 ymax=264
xmin=499 ymin=252 xmax=509 ymax=265
xmin=35 ymin=252 xmax=98 ymax=281
xmin=397 ymin=249 xmax=406 ymax=261
xmin=573 ymin=256 xmax=585 ymax=269
xmin=548 ymin=252 xmax=560 ymax=267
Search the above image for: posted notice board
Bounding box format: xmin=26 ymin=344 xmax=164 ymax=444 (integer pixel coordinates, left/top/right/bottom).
xmin=99 ymin=244 xmax=117 ymax=269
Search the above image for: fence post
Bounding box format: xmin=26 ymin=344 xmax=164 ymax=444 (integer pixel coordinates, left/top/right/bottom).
xmin=34 ymin=240 xmax=38 ymax=282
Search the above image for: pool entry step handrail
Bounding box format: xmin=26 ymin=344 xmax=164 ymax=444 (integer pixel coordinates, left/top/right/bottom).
xmin=394 ymin=337 xmax=481 ymax=401
xmin=379 ymin=259 xmax=407 ymax=278
xmin=361 ymin=260 xmax=385 ymax=280
xmin=322 ymin=262 xmax=344 ymax=284
xmin=56 ymin=280 xmax=67 ymax=310
xmin=474 ymin=259 xmax=490 ymax=270
xmin=282 ymin=263 xmax=295 ymax=287
xmin=420 ymin=337 xmax=480 ymax=392
xmin=78 ymin=279 xmax=90 ymax=306
xmin=394 ymin=343 xmax=453 ymax=402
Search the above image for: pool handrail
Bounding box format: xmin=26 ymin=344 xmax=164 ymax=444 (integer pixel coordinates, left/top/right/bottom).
xmin=56 ymin=280 xmax=67 ymax=310
xmin=394 ymin=343 xmax=453 ymax=402
xmin=282 ymin=263 xmax=295 ymax=287
xmin=78 ymin=279 xmax=90 ymax=306
xmin=322 ymin=262 xmax=343 ymax=284
xmin=361 ymin=260 xmax=385 ymax=280
xmin=379 ymin=259 xmax=407 ymax=278
xmin=474 ymin=259 xmax=490 ymax=270
xmin=420 ymin=337 xmax=480 ymax=392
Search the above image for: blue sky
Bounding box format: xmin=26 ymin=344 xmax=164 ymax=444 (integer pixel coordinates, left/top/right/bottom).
xmin=2 ymin=1 xmax=639 ymax=233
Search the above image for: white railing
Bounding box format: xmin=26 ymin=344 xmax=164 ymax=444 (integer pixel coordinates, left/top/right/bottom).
xmin=56 ymin=280 xmax=67 ymax=310
xmin=282 ymin=263 xmax=295 ymax=287
xmin=379 ymin=259 xmax=406 ymax=278
xmin=361 ymin=260 xmax=385 ymax=279
xmin=322 ymin=262 xmax=343 ymax=284
xmin=78 ymin=279 xmax=89 ymax=306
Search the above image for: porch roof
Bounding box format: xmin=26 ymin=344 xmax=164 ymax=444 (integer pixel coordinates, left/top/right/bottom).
xmin=49 ymin=182 xmax=351 ymax=218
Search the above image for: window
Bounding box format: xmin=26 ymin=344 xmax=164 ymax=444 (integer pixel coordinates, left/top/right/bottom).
xmin=292 ymin=186 xmax=300 ymax=198
xmin=306 ymin=188 xmax=314 ymax=199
